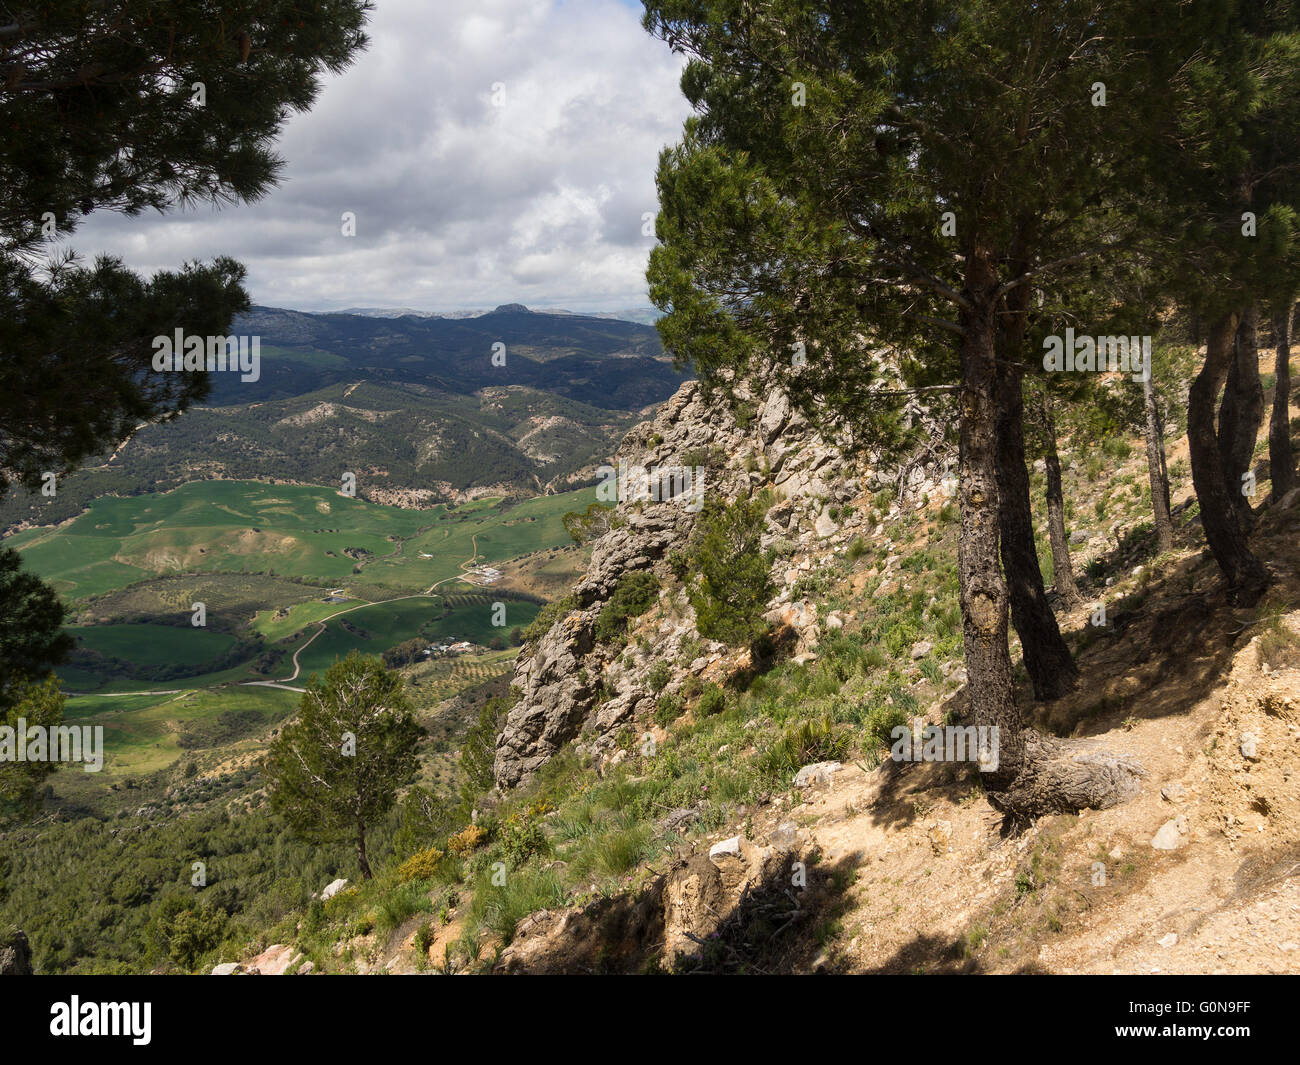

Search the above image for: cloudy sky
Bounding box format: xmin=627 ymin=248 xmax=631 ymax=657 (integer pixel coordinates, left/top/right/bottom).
xmin=70 ymin=0 xmax=691 ymax=316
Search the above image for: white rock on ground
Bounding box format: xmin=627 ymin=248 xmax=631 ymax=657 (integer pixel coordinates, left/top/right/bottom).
xmin=794 ymin=761 xmax=843 ymax=788
xmin=1151 ymin=820 xmax=1182 ymax=850
xmin=321 ymin=878 xmax=349 ymax=901
xmin=708 ymin=836 xmax=743 ymax=863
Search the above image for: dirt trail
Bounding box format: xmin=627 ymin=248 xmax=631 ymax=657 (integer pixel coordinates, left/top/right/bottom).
xmin=739 ymin=499 xmax=1300 ymax=974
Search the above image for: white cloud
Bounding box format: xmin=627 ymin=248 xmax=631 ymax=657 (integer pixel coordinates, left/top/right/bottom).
xmin=69 ymin=0 xmax=690 ymax=314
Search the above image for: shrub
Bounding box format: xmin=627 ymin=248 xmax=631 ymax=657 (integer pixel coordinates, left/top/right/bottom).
xmin=684 ymin=493 xmax=775 ymax=646
xmin=647 ymin=659 xmax=672 ymax=693
xmin=760 ymin=717 xmax=849 ymax=777
xmin=594 ymin=572 xmax=661 ymax=644
xmin=655 ymin=692 xmax=684 ymax=726
xmin=696 ymin=682 xmax=726 ymax=717
xmin=448 ymin=823 xmax=488 ymax=857
xmin=397 ymin=846 xmax=444 ymax=883
xmin=500 ymin=814 xmax=549 ymax=866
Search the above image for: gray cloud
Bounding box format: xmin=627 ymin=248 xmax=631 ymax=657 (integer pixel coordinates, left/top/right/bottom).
xmin=64 ymin=0 xmax=689 ymax=314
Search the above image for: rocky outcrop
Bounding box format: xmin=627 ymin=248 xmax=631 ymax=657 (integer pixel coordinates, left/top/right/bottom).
xmin=492 ymin=367 xmax=956 ymax=789
xmin=0 ymin=928 xmax=32 ymax=975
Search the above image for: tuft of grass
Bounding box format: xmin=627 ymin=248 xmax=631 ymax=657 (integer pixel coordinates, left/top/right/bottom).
xmin=466 ymin=866 xmax=565 ymax=945
xmin=374 ymin=881 xmax=430 ymax=936
xmin=760 ymin=716 xmax=849 ymax=778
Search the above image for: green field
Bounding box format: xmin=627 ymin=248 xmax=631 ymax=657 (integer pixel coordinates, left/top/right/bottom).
xmin=9 ymin=480 xmax=593 ymax=600
xmin=69 ymin=623 xmax=237 ymax=667
xmin=3 ymin=478 xmax=586 ymax=789
xmin=61 ymin=686 xmax=299 ymax=776
xmin=293 ymin=595 xmax=540 ymax=678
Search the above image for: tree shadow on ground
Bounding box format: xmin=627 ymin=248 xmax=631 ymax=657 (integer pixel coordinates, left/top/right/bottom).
xmin=1026 ymin=490 xmax=1300 ymax=743
xmin=493 ymin=848 xmax=865 ymax=974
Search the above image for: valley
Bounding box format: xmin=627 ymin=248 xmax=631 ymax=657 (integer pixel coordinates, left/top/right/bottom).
xmin=8 ymin=479 xmax=593 ymax=802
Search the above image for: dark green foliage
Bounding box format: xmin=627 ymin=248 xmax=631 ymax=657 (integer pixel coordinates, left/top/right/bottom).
xmin=0 ymin=797 xmax=387 ymax=973
xmin=150 ymin=898 xmax=228 ymax=972
xmin=0 ymin=678 xmax=65 ymax=823
xmin=0 ymin=1 xmax=371 ymax=256
xmin=0 ymin=547 xmax=72 ymax=705
xmin=683 ymin=494 xmax=773 ymax=647
xmin=647 ymin=660 xmax=672 ymax=693
xmin=695 ymin=682 xmax=725 ymax=717
xmin=594 ymin=572 xmax=661 ymax=644
xmin=654 ymin=692 xmax=684 ymax=726
xmin=461 ymin=697 xmax=507 ymax=796
xmin=264 ymin=653 xmax=423 ymax=878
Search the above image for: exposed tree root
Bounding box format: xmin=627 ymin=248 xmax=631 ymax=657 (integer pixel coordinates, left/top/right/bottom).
xmin=987 ymin=729 xmax=1146 ymax=825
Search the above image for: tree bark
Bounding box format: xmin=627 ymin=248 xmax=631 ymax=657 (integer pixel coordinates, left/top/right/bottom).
xmin=1038 ymin=390 xmax=1080 ymax=605
xmin=356 ymin=819 xmax=372 ymax=880
xmin=1218 ymin=304 xmax=1264 ymax=526
xmin=955 ymin=252 xmax=1142 ymax=823
xmin=957 ymin=249 xmax=1024 ymax=795
xmin=995 ymin=341 xmax=1078 ymax=701
xmin=1270 ymin=301 xmax=1296 ymax=502
xmin=1142 ymin=358 xmax=1174 ymax=554
xmin=1190 ymin=313 xmax=1270 ymax=604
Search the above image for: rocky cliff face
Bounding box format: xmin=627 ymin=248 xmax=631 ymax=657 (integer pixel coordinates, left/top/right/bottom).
xmin=493 ymin=369 xmax=952 ymax=789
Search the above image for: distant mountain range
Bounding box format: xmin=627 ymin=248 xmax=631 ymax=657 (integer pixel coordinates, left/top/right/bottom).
xmin=336 ymin=305 xmax=662 ymax=325
xmin=0 ymin=305 xmax=689 ymax=531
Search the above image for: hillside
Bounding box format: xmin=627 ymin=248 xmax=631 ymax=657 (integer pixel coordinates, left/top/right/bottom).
xmin=3 ymin=327 xmax=1298 ymax=975
xmin=0 ymin=305 xmax=688 ymax=532
xmin=150 ymin=330 xmax=1292 ymax=978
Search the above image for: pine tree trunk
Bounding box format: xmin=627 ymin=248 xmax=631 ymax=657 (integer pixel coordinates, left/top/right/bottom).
xmin=995 ymin=355 xmax=1078 ymax=701
xmin=1038 ymin=391 xmax=1080 ymax=605
xmin=957 ymin=249 xmax=1023 ymax=794
xmin=1271 ymin=301 xmax=1296 ymax=502
xmin=1218 ymin=304 xmax=1264 ymax=525
xmin=357 ymin=820 xmax=372 ymax=880
xmin=1190 ymin=312 xmax=1270 ymax=604
xmin=1142 ymin=361 xmax=1174 ymax=554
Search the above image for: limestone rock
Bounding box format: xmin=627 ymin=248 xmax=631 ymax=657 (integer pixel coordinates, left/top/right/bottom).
xmin=249 ymin=943 xmax=300 ymax=976
xmin=1151 ymin=819 xmax=1182 ymax=850
xmin=794 ymin=761 xmax=842 ymax=788
xmin=708 ymin=836 xmax=744 ymax=863
xmin=0 ymin=928 xmax=32 ymax=975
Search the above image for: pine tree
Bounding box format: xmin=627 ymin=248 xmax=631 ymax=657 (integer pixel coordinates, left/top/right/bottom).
xmin=0 ymin=0 xmax=371 ymax=491
xmin=685 ymin=493 xmax=775 ymax=649
xmin=265 ymin=654 xmax=423 ymax=880
xmin=642 ymin=0 xmax=1214 ymax=817
xmin=1140 ymin=12 xmax=1300 ymax=602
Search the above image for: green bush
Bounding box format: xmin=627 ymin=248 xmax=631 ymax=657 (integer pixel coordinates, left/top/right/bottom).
xmin=647 ymin=659 xmax=672 ymax=693
xmin=594 ymin=572 xmax=661 ymax=644
xmin=655 ymin=692 xmax=684 ymax=725
xmin=684 ymin=494 xmax=775 ymax=646
xmin=760 ymin=717 xmax=849 ymax=778
xmin=500 ymin=815 xmax=549 ymax=867
xmin=696 ymin=683 xmax=726 ymax=717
